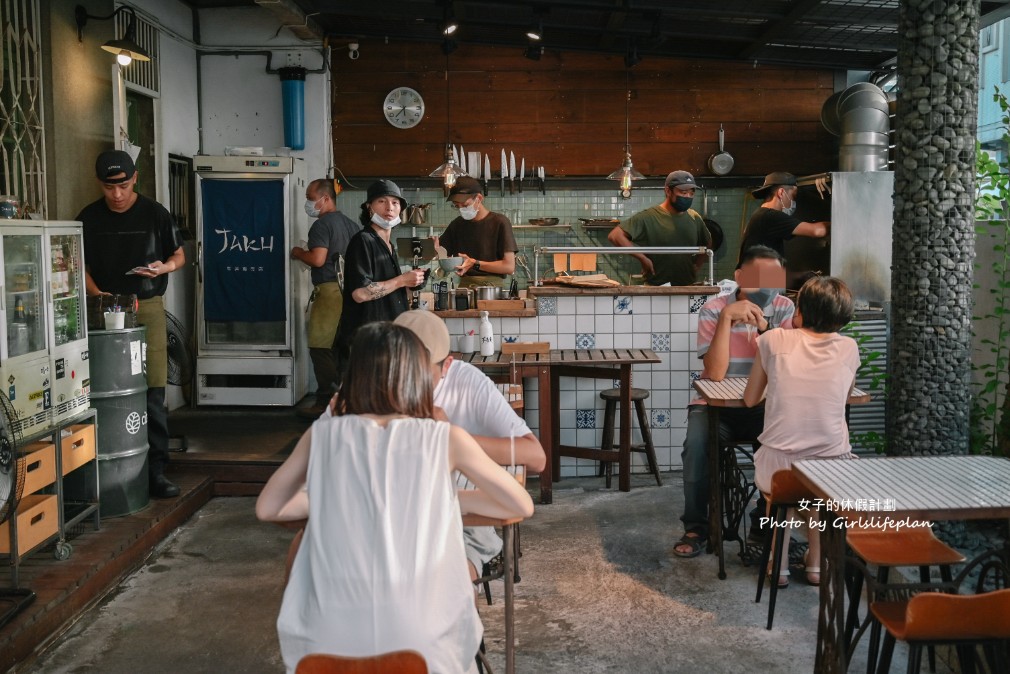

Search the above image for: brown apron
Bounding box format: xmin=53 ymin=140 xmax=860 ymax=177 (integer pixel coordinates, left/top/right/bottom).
xmin=136 ymin=296 xmax=168 ymax=388
xmin=307 ymin=282 xmax=343 ymax=349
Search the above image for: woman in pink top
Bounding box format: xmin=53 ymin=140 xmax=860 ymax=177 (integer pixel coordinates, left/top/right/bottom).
xmin=744 ymin=276 xmax=860 ymax=586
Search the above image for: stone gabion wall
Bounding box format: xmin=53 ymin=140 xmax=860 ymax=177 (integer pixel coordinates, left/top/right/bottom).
xmin=888 ymin=0 xmax=979 ymax=456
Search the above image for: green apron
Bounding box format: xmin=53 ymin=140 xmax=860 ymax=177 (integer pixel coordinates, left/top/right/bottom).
xmin=307 ymin=281 xmax=343 ymax=349
xmin=136 ymin=296 xmax=168 ymax=388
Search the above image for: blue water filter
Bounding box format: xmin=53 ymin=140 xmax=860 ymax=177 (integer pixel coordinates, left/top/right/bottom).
xmin=279 ymin=67 xmax=306 ymax=150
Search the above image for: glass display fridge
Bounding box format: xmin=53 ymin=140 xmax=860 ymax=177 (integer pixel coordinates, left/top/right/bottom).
xmin=44 ymin=222 xmax=90 ymax=424
xmin=0 ymin=221 xmax=53 ymax=434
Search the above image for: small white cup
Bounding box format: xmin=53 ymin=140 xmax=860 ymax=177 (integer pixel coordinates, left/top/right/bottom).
xmin=459 ymin=334 xmax=477 ymax=353
xmin=104 ymin=311 xmax=125 ymax=330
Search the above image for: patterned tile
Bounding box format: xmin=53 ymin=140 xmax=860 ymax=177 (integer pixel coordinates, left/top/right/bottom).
xmin=650 ymin=409 xmax=672 ymax=429
xmin=689 ymin=294 xmax=708 ymax=314
xmin=688 ymin=370 xmax=702 ymax=388
xmin=575 ymin=332 xmax=596 ymax=349
xmin=538 ymin=296 xmax=557 ymax=316
xmin=651 ymin=332 xmax=671 ymax=352
xmin=614 ymin=295 xmax=633 ymax=314
xmin=501 ymin=335 xmax=519 ymax=344
xmin=576 ymin=409 xmax=596 ymax=429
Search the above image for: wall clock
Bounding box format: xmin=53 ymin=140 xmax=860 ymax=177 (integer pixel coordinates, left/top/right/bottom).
xmin=383 ymin=87 xmax=425 ymax=129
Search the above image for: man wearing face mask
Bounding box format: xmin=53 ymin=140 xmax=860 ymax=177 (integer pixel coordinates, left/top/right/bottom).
xmin=334 ymin=179 xmax=426 ymax=368
xmin=435 ymin=176 xmax=517 ymax=288
xmin=608 ymin=170 xmax=711 ymax=286
xmin=673 ymin=245 xmax=794 ymax=559
xmin=290 ymin=179 xmax=361 ymax=417
xmin=738 ymin=172 xmax=830 ymax=261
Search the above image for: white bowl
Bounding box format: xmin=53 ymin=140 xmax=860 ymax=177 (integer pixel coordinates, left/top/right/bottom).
xmin=439 ymin=257 xmax=464 ymax=272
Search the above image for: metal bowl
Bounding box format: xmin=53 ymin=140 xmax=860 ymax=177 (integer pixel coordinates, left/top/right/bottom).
xmin=528 ymin=217 xmax=559 ymax=226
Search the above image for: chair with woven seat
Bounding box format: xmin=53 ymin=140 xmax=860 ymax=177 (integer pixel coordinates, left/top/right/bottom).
xmin=754 ymin=468 xmax=817 ymax=629
xmin=596 ymin=387 xmax=662 ymax=488
xmin=843 ymin=526 xmax=965 ymax=672
xmin=296 ymin=651 xmax=428 ymax=673
xmin=872 ymin=588 xmax=1010 ymax=674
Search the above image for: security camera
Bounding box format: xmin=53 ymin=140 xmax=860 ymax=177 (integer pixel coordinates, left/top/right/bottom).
xmin=348 ymin=43 xmax=359 ymax=60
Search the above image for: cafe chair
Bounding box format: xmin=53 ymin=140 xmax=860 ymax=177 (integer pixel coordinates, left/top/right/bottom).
xmin=295 ymin=650 xmax=428 ymax=674
xmin=596 ymin=387 xmax=662 ymax=488
xmin=843 ymin=526 xmax=964 ymax=673
xmin=754 ymin=468 xmax=817 ymax=629
xmin=871 ymin=589 xmax=1010 ymax=674
xmin=473 ymin=534 xmax=522 ymax=606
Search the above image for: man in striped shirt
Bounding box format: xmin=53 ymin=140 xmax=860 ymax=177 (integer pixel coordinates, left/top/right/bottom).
xmin=674 ymin=245 xmax=795 ymax=558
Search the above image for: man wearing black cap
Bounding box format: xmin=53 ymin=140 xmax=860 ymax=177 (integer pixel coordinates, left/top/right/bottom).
xmin=78 ymin=150 xmax=185 ymax=498
xmin=738 ymin=171 xmax=829 ymax=260
xmin=608 ymin=170 xmax=711 ymax=286
xmin=334 ymin=179 xmax=426 ymax=366
xmin=435 ymin=176 xmax=517 ymax=288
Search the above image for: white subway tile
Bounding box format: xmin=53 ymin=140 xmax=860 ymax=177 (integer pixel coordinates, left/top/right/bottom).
xmin=575 ymin=296 xmax=595 ymax=314
xmin=556 ymin=298 xmax=576 ymax=315
xmin=595 ymin=333 xmax=614 ymax=348
xmin=595 ymin=313 xmax=614 ymax=334
xmin=632 ymin=312 xmax=651 ymax=333
xmin=669 ymin=332 xmax=691 ymax=352
xmin=613 ymin=314 xmax=634 ymax=334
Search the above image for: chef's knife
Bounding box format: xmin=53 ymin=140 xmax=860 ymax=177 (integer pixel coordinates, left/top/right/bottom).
xmin=539 ymin=166 xmax=546 ymax=195
xmin=500 ymin=149 xmax=507 ymax=197
xmin=519 ymin=158 xmax=525 ymax=193
xmin=509 ymin=151 xmax=516 ymax=195
xmin=459 ymin=145 xmax=466 ymax=176
xmin=484 ymin=154 xmax=491 ymax=195
xmin=452 ymin=145 xmax=458 ymax=166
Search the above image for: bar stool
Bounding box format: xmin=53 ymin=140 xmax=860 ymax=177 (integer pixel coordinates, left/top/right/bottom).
xmin=596 ymin=387 xmax=662 ymax=488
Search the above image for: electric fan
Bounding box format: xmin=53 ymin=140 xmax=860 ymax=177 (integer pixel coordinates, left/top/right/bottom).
xmin=166 ymin=311 xmax=193 ymax=387
xmin=0 ymin=390 xmax=36 ymax=629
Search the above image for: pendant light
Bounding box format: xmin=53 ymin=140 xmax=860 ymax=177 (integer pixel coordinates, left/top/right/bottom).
xmin=428 ymin=55 xmax=466 ymax=191
xmin=606 ymin=71 xmax=644 ymax=198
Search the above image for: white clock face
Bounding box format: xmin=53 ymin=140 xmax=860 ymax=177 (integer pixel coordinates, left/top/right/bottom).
xmin=383 ymin=87 xmax=425 ymax=128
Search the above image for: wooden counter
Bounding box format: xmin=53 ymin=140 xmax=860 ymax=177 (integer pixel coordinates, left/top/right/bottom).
xmin=434 ymin=308 xmax=536 ymax=318
xmin=528 ymin=284 xmax=718 ymax=296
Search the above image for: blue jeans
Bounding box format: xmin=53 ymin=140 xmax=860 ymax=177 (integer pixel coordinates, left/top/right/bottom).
xmin=680 ymin=405 xmax=764 ymax=538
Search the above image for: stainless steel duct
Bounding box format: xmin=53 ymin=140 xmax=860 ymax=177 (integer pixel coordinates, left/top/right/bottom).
xmin=822 ymin=82 xmax=891 ymax=171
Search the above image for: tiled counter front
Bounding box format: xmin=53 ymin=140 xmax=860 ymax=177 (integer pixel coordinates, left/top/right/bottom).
xmin=443 ymin=289 xmax=718 ymax=478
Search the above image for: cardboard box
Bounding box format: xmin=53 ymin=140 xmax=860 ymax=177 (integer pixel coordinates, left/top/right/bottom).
xmin=61 ymin=424 xmax=96 ymax=476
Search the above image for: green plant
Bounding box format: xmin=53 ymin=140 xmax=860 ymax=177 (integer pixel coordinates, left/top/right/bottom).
xmin=845 ymin=323 xmax=888 ymax=454
xmin=970 ymin=86 xmax=1010 ymax=457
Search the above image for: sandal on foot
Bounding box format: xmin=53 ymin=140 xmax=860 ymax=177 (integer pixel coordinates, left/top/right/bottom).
xmin=803 ymin=552 xmax=821 ymax=586
xmin=673 ymin=532 xmax=707 ymax=558
xmin=767 ymin=566 xmax=790 ymax=588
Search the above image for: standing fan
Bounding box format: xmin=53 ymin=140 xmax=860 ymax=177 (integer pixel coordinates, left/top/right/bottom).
xmin=166 ymin=311 xmax=193 ymax=387
xmin=0 ymin=391 xmax=36 ymax=629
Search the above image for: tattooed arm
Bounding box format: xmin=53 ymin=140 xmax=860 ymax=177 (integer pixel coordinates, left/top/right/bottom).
xmin=350 ymin=268 xmax=425 ymax=304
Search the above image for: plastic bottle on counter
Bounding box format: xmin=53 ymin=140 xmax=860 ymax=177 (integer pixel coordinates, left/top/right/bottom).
xmin=479 ymin=310 xmax=495 ymax=356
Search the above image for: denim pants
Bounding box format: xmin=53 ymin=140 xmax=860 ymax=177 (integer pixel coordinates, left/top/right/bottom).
xmin=680 ymin=404 xmax=764 ymax=538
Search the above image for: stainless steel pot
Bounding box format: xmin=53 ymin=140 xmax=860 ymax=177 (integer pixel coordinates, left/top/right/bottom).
xmin=474 ymin=286 xmax=502 ymax=302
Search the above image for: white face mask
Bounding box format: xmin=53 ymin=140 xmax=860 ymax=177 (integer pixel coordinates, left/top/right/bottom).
xmin=459 ymin=198 xmax=480 ymax=221
xmin=304 ymin=198 xmax=321 ymax=218
xmin=780 ymin=190 xmax=796 ymax=217
xmin=371 ymin=212 xmax=400 ymax=230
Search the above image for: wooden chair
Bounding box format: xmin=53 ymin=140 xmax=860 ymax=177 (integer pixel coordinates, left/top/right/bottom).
xmin=296 ymin=651 xmax=428 ymax=674
xmin=754 ymin=468 xmax=816 ymax=629
xmin=871 ymin=589 xmax=1010 ymax=673
xmin=596 ymin=387 xmax=662 ymax=487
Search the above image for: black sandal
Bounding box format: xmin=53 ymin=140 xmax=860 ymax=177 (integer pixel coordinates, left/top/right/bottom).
xmin=673 ymin=532 xmax=707 ymax=558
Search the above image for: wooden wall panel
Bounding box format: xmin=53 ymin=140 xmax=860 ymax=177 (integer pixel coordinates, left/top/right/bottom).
xmin=331 ymin=40 xmax=838 ymax=180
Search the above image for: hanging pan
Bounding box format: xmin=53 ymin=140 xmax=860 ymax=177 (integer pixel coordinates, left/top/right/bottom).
xmin=708 ymin=124 xmax=734 ymax=176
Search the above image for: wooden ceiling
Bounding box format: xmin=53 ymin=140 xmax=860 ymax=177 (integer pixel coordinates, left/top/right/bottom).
xmin=184 ymin=0 xmax=1010 ymax=71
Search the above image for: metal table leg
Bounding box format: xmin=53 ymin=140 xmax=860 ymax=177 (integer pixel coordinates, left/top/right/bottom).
xmin=706 ymin=406 xmax=726 ymax=579
xmin=815 ymin=510 xmax=848 ymax=673
xmin=503 ymin=523 xmax=515 ymax=674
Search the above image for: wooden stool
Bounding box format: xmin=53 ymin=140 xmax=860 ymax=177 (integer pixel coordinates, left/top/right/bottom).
xmin=597 ymin=387 xmax=662 ymax=488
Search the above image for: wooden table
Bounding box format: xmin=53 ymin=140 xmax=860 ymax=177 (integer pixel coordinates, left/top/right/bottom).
xmin=692 ymin=377 xmax=870 ymax=580
xmin=458 ymin=465 xmax=526 ymax=674
xmin=794 ymin=455 xmax=1010 ymax=674
xmin=549 ymin=349 xmax=662 ymax=493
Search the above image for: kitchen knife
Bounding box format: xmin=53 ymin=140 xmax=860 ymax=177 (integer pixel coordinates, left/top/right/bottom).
xmin=452 ymin=145 xmax=458 ymax=166
xmin=519 ymin=158 xmax=525 ymax=193
xmin=509 ymin=151 xmax=516 ymax=195
xmin=539 ymin=166 xmax=546 ymax=195
xmin=459 ymin=145 xmax=466 ymax=176
xmin=500 ymin=149 xmax=507 ymax=197
xmin=484 ymin=154 xmax=491 ymax=195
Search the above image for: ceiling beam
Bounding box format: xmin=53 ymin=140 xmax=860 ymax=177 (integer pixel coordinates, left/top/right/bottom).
xmin=736 ymin=0 xmax=822 ymax=60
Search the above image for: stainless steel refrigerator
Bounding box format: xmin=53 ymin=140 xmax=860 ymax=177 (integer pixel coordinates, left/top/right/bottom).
xmin=193 ymin=156 xmax=309 ymax=406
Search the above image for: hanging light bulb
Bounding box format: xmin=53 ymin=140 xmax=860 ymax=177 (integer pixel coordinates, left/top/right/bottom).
xmin=606 ymin=82 xmax=644 ymax=198
xmin=428 ymin=55 xmax=466 ymax=190
xmin=117 ymin=50 xmax=133 ymax=66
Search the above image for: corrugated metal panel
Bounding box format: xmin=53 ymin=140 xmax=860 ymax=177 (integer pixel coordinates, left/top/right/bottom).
xmin=843 ymin=318 xmax=888 ymax=455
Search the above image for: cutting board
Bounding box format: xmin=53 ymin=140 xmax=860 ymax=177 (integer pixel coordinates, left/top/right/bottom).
xmin=555 ymin=274 xmax=620 ymax=288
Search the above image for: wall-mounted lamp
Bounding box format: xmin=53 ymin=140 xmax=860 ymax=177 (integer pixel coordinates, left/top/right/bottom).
xmin=75 ymin=4 xmax=151 ymax=66
xmin=442 ymin=14 xmax=459 ymax=36
xmin=526 ymin=19 xmax=543 ymax=41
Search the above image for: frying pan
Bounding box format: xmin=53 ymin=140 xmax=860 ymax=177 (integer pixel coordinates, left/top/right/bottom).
xmin=708 ymin=124 xmax=734 ymax=176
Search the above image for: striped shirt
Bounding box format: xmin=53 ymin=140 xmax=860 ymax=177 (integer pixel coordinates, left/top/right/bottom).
xmin=695 ymin=293 xmax=795 ymax=389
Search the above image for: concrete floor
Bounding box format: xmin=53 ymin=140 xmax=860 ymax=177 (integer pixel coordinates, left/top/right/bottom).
xmin=28 ymin=475 xmax=938 ymax=674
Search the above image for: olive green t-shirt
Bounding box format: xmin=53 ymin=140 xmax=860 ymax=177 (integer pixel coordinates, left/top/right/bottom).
xmin=620 ymin=205 xmax=711 ymax=285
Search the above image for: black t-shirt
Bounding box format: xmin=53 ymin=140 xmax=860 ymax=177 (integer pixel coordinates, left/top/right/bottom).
xmin=307 ymin=210 xmax=361 ymax=286
xmin=335 ymin=227 xmax=409 ymax=350
xmin=77 ymin=194 xmax=183 ymax=299
xmin=739 ymin=207 xmax=803 ymax=259
xmin=438 ymin=211 xmax=518 ymax=280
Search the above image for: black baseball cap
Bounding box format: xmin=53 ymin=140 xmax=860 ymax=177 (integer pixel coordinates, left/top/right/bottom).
xmin=664 ymin=170 xmax=700 ymax=191
xmin=95 ymin=150 xmax=136 ymax=184
xmin=446 ymin=176 xmax=482 ymax=201
xmin=753 ymin=171 xmax=797 ymax=199
xmin=361 ymin=179 xmax=407 ymax=209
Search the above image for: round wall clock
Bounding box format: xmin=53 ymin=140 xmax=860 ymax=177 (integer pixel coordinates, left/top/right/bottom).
xmin=383 ymin=87 xmax=425 ymax=129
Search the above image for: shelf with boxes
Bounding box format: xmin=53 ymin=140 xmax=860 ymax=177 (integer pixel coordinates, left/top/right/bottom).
xmin=2 ymin=409 xmax=99 ymax=586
